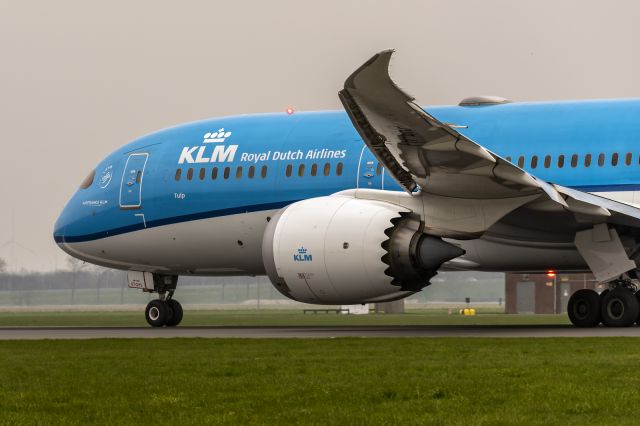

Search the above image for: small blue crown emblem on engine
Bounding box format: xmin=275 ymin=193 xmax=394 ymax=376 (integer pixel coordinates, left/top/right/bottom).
xmin=293 ymin=246 xmax=312 ymax=262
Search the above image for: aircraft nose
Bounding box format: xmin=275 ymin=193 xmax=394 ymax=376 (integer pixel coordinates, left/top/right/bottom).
xmin=53 ymin=204 xmax=70 ymax=244
xmin=54 ymin=168 xmax=97 ymax=245
xmin=53 ymin=197 xmax=86 ymax=261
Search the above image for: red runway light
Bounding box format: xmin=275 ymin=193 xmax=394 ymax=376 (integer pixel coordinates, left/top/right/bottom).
xmin=286 ymin=107 xmax=295 ymax=115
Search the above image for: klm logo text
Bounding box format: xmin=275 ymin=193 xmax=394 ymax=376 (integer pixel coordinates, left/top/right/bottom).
xmin=178 ymin=129 xmax=237 ymax=164
xmin=179 ymin=145 xmax=238 ymax=164
xmin=293 ymin=247 xmax=312 ymax=262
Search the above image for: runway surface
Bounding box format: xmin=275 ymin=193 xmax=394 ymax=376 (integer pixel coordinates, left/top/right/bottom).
xmin=2 ymin=325 xmax=640 ymax=339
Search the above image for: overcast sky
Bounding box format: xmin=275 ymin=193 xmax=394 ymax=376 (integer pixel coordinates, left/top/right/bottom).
xmin=1 ymin=0 xmax=640 ymax=271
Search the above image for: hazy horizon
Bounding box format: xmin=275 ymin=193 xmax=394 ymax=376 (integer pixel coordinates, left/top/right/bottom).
xmin=2 ymin=0 xmax=640 ymax=271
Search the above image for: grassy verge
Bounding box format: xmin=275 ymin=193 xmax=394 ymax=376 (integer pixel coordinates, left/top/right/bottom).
xmin=0 ymin=309 xmax=570 ymax=327
xmin=0 ymin=338 xmax=638 ymax=424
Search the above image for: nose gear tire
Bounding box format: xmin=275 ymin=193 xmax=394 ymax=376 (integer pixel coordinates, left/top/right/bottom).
xmin=165 ymin=299 xmax=183 ymax=327
xmin=145 ymin=299 xmax=173 ymax=327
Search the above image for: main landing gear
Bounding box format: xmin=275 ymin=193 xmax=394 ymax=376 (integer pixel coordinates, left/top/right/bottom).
xmin=568 ymin=279 xmax=640 ymax=327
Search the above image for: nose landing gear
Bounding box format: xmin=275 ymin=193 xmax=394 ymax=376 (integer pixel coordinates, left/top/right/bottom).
xmin=568 ymin=279 xmax=640 ymax=327
xmin=144 ymin=295 xmax=183 ymax=327
xmin=127 ymin=272 xmax=183 ymax=327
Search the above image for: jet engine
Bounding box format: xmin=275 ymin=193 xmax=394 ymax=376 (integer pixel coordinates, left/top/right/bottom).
xmin=262 ymin=195 xmax=465 ymax=304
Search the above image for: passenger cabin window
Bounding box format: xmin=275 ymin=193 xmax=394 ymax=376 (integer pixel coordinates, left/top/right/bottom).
xmin=236 ymin=166 xmax=243 ymax=179
xmin=530 ymin=156 xmax=538 ymax=169
xmin=570 ymin=154 xmax=578 ymax=168
xmin=584 ymin=154 xmax=592 ymax=167
xmin=626 ymin=153 xmax=633 ymax=166
xmin=223 ymin=167 xmax=230 ymax=179
xmin=323 ymin=163 xmax=331 ymax=176
xmin=311 ymin=164 xmax=318 ymax=176
xmin=261 ymin=165 xmax=267 ymax=178
xmin=611 ymin=153 xmax=619 ymax=166
xmin=557 ymin=155 xmax=565 ymax=168
xmin=598 ymin=153 xmax=605 ymax=166
xmin=285 ymin=164 xmax=292 ymax=177
xmin=336 ymin=162 xmax=343 ymax=176
xmin=248 ymin=165 xmax=255 ymax=179
xmin=199 ymin=168 xmax=206 ymax=180
xmin=544 ymin=155 xmax=551 ymax=168
xmin=517 ymin=156 xmax=525 ymax=168
xmin=174 ymin=169 xmax=181 ymax=181
xmin=211 ymin=167 xmax=218 ymax=180
xmin=187 ymin=168 xmax=194 ymax=180
xmin=298 ymin=164 xmax=305 ymax=177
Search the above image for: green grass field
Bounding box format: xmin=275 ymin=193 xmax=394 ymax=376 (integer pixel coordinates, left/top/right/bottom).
xmin=0 ymin=309 xmax=571 ymax=327
xmin=0 ymin=338 xmax=639 ymax=425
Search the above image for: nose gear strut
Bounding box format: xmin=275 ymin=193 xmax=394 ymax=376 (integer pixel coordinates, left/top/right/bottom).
xmin=127 ymin=272 xmax=183 ymax=327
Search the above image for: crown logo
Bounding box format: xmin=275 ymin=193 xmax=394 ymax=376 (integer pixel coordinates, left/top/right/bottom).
xmin=203 ymin=128 xmax=232 ymax=144
xmin=293 ymin=246 xmax=312 ymax=262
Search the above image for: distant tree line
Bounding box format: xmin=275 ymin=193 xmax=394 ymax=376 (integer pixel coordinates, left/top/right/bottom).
xmin=0 ymin=254 xmax=505 ymax=303
xmin=0 ymin=268 xmax=127 ymax=291
xmin=0 ymin=268 xmax=263 ymax=291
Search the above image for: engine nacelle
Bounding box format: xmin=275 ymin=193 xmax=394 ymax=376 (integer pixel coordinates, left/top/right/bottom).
xmin=262 ymin=195 xmax=464 ymax=304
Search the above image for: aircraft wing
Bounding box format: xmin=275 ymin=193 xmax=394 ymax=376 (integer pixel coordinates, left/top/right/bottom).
xmin=338 ymin=50 xmax=640 ymax=281
xmin=338 ymin=50 xmax=640 ymax=222
xmin=339 ymin=50 xmax=557 ymax=199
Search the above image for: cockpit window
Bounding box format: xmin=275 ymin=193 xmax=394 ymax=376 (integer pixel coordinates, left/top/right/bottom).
xmin=79 ymin=169 xmax=95 ymax=189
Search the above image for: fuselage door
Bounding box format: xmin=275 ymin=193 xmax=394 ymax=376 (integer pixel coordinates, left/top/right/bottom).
xmin=357 ymin=146 xmax=384 ymax=189
xmin=119 ymin=153 xmax=148 ymax=209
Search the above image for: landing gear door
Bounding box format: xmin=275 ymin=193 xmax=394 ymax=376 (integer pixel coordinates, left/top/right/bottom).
xmin=120 ymin=153 xmax=148 ymax=209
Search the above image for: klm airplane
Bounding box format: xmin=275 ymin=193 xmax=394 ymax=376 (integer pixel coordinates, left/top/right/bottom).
xmin=54 ymin=50 xmax=640 ymax=328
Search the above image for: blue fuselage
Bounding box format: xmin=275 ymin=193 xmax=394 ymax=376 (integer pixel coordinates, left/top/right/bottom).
xmin=54 ymin=99 xmax=640 ymax=249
